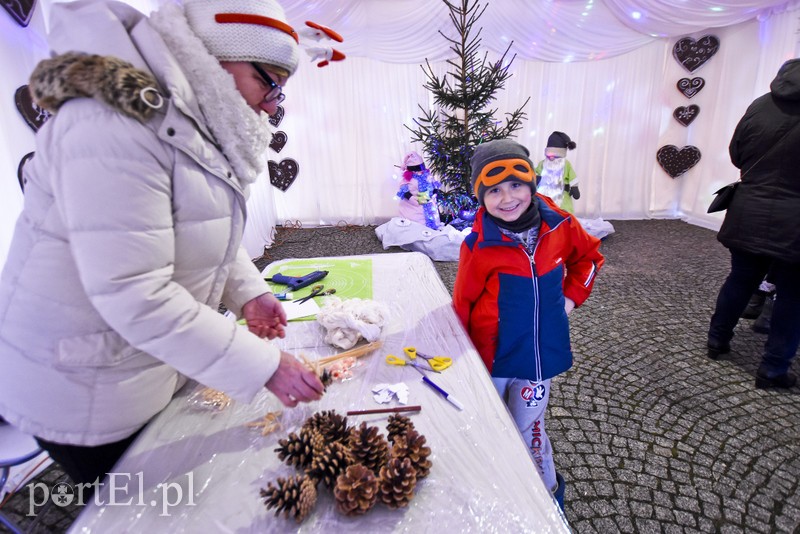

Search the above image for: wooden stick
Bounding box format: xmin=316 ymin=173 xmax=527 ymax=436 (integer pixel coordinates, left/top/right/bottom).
xmin=318 ymin=341 xmax=382 ymax=365
xmin=318 ymin=340 xmax=383 ymax=366
xmin=347 ymin=405 xmax=422 ymax=416
xmin=299 ymin=352 xmax=318 ymax=376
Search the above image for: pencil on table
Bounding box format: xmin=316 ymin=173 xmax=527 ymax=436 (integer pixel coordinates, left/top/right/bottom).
xmin=347 ymin=405 xmax=422 ymax=416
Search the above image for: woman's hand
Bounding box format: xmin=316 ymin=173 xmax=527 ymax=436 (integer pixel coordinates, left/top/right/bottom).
xmin=242 ymin=293 xmax=288 ymax=339
xmin=266 ymin=351 xmax=324 ymax=407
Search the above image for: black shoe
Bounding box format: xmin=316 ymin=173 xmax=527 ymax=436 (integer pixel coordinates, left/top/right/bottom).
xmin=553 ymin=472 xmax=565 ymax=512
xmin=707 ymin=343 xmax=730 ymax=360
xmin=755 ymin=372 xmax=797 ymax=389
xmin=752 ymin=295 xmax=774 ymax=334
xmin=741 ymin=292 xmax=767 ymax=319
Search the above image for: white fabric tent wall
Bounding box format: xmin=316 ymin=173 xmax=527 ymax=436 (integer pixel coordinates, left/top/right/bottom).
xmin=273 ymin=10 xmax=799 ymax=231
xmin=2 ymin=1 xmax=799 ymax=262
xmin=0 ymin=0 xmax=162 ymax=262
xmin=1 ymin=9 xmax=46 ymax=276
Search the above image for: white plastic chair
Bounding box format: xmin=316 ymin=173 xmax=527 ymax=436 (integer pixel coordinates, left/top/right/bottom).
xmin=0 ymin=423 xmax=43 ymax=534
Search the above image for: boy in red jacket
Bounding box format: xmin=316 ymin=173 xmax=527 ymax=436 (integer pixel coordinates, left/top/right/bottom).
xmin=453 ymin=139 xmax=604 ymax=511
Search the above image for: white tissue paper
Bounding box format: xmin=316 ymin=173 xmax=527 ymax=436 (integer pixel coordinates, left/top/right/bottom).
xmin=316 ymin=296 xmax=390 ymax=349
xmin=371 ymin=383 xmax=409 ymax=405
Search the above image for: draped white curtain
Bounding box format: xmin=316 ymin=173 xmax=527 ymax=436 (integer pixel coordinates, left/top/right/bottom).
xmin=281 ymin=0 xmax=800 ymax=62
xmin=2 ymin=0 xmax=799 ymax=260
xmin=268 ymin=0 xmax=800 ymax=241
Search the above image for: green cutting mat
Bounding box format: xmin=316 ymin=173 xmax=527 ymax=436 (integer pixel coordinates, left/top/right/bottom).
xmin=263 ymin=258 xmax=373 ymax=302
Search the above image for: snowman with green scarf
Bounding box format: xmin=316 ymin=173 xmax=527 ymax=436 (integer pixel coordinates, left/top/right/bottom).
xmin=535 ymin=131 xmax=581 ymax=213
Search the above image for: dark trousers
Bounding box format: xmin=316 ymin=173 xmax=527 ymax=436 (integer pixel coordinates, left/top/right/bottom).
xmin=709 ymin=248 xmax=800 ymax=376
xmin=35 ymin=429 xmax=142 ymax=491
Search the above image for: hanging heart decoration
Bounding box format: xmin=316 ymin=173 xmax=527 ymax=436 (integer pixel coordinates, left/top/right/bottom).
xmin=656 ymin=145 xmax=701 ymax=178
xmin=268 ymin=105 xmax=284 ymax=127
xmin=676 ymin=77 xmax=705 ymax=98
xmin=673 ymin=105 xmax=700 ymax=127
xmin=269 ymin=131 xmax=287 ymax=153
xmin=14 ymin=85 xmax=51 ymax=132
xmin=2 ymin=0 xmax=36 ymax=26
xmin=17 ymin=151 xmax=35 ymax=192
xmin=268 ymin=158 xmax=299 ymax=191
xmin=672 ymin=35 xmax=720 ymax=73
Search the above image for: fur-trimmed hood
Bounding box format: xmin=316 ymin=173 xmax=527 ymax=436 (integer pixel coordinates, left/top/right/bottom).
xmin=29 ymin=52 xmax=163 ymax=123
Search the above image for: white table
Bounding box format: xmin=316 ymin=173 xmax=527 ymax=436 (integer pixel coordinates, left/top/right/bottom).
xmin=70 ymin=252 xmax=569 ymax=533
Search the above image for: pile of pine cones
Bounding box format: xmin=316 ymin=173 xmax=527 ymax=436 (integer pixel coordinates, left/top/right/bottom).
xmin=259 ymin=410 xmax=432 ymax=523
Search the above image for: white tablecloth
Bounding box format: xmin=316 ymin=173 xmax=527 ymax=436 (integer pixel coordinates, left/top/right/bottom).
xmin=70 ymin=252 xmax=569 ymax=533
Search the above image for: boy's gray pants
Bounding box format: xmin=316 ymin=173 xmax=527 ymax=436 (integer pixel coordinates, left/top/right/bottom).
xmin=492 ymin=377 xmax=557 ymax=492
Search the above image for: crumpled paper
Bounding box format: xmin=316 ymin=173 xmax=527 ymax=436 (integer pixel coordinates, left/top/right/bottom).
xmin=316 ymin=296 xmax=389 ymax=349
xmin=372 ymin=383 xmax=409 ymax=405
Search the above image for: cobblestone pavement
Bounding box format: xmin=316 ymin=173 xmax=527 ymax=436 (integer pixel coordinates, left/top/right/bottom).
xmin=2 ymin=219 xmax=798 ymax=533
xmin=555 ymin=220 xmax=800 ymax=534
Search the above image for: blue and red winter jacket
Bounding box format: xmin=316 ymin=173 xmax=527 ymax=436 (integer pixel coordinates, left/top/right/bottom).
xmin=453 ymin=195 xmax=604 ymax=382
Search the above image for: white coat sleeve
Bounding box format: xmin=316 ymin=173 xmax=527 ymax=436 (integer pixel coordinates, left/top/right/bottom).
xmin=50 ymin=108 xmax=278 ymax=402
xmin=221 ymin=246 xmax=272 ymax=317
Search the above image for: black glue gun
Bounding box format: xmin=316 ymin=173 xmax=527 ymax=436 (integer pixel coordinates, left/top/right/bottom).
xmin=265 ymin=270 xmax=328 ymax=291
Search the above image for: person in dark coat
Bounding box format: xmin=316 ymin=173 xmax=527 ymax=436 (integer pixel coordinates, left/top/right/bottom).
xmin=707 ymin=58 xmax=800 ymax=389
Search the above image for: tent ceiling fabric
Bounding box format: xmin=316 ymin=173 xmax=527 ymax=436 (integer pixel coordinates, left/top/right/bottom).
xmin=281 ymin=0 xmax=798 ymax=62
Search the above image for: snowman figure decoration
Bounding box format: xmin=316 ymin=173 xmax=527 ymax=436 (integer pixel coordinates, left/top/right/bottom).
xmin=535 ymin=131 xmax=581 ymax=213
xmin=396 ymin=151 xmax=442 ymax=229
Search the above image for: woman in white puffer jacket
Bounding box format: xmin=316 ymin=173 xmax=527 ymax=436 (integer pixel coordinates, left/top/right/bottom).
xmin=0 ymin=0 xmax=322 ymax=487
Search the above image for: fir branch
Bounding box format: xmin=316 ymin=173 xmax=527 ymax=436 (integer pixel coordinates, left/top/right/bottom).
xmin=405 ymin=0 xmax=530 ymax=223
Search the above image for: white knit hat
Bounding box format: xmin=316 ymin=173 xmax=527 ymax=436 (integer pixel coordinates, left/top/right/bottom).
xmin=183 ymin=0 xmax=300 ymax=76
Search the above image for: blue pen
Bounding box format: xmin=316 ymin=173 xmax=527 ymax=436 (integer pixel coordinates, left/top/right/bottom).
xmin=421 ymin=376 xmax=464 ymax=411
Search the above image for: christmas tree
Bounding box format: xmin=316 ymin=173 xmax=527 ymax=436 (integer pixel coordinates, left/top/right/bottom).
xmin=406 ymin=0 xmax=530 ymax=225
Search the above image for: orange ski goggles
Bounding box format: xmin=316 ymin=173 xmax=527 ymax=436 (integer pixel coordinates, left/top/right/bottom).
xmin=473 ymin=158 xmax=535 ymax=197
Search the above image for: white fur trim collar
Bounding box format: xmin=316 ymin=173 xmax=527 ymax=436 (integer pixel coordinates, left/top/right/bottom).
xmin=149 ymin=2 xmax=270 ymax=185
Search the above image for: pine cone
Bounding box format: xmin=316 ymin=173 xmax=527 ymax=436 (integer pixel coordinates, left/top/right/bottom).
xmin=386 ymin=414 xmax=416 ymax=444
xmin=333 ymin=464 xmax=379 ymax=516
xmin=306 ymin=441 xmax=354 ymax=489
xmin=378 ymin=457 xmax=417 ymax=509
xmin=391 ymin=429 xmax=432 ymax=479
xmin=260 ymin=474 xmax=317 ymax=523
xmin=348 ymin=422 xmax=390 ymax=475
xmin=302 ymin=410 xmax=351 ymax=444
xmin=275 ymin=428 xmax=319 ymax=469
xmin=320 ymin=368 xmax=333 ymax=390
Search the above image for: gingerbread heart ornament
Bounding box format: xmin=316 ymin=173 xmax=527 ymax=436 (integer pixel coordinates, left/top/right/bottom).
xmin=2 ymin=0 xmax=36 ymax=26
xmin=673 ymin=105 xmax=700 ymax=127
xmin=15 ymin=85 xmax=51 ymax=132
xmin=268 ymin=158 xmax=299 ymax=191
xmin=268 ymin=106 xmax=285 ymax=127
xmin=676 ymin=78 xmax=705 ymax=99
xmin=673 ymin=35 xmax=719 ymax=73
xmin=18 ymin=151 xmax=35 ymax=192
xmin=269 ymin=131 xmax=287 ymax=153
xmin=656 ymin=145 xmax=701 ymax=178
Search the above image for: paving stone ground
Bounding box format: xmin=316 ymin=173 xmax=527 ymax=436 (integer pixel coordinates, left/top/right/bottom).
xmin=2 ymin=219 xmax=798 ymax=533
xmin=553 ymin=220 xmax=800 ymax=534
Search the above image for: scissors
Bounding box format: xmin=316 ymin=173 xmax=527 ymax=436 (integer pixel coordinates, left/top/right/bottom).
xmin=293 ymin=285 xmax=335 ymax=304
xmin=385 ymin=354 xmax=438 ymax=373
xmin=403 ymin=347 xmax=453 ymax=372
